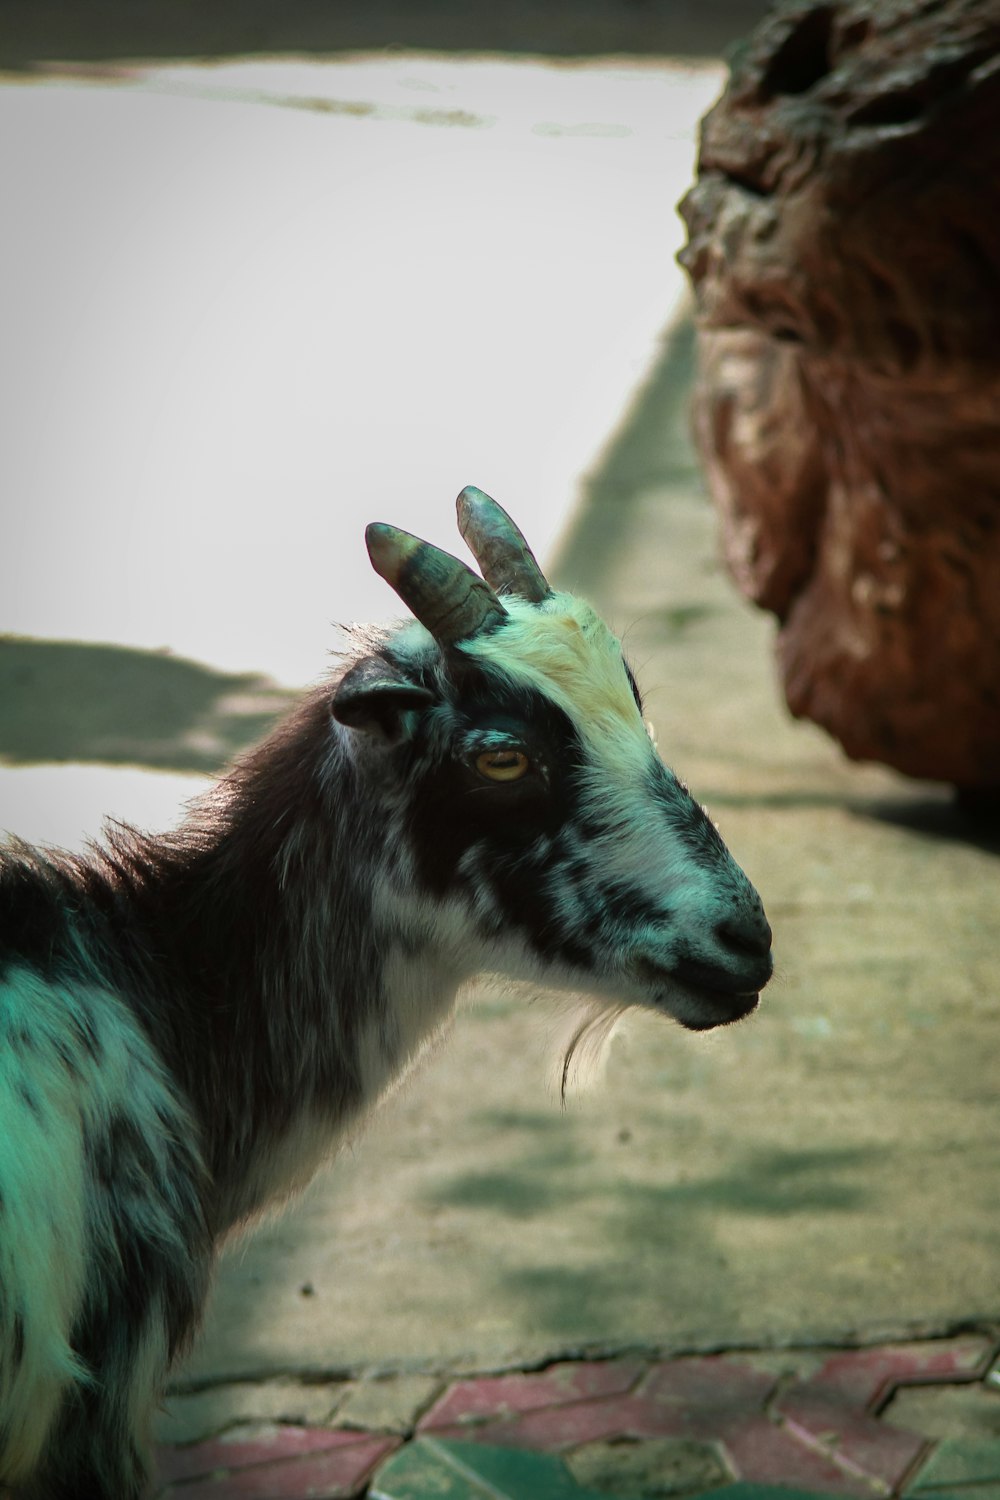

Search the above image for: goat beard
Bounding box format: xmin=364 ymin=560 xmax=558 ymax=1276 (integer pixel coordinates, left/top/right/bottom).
xmin=555 ymin=999 xmax=630 ymax=1104
xmin=457 ymin=979 xmax=629 ymax=1104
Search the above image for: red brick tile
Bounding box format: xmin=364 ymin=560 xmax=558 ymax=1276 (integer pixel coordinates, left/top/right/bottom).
xmin=639 ymin=1357 xmax=778 ymax=1424
xmin=635 ymin=1356 xmax=919 ymax=1487
xmin=795 ymin=1339 xmax=994 ymax=1412
xmin=418 ymin=1360 xmax=644 ymax=1431
xmin=778 ymin=1385 xmax=926 ymax=1487
xmin=419 ymin=1356 xmax=779 ymax=1454
xmin=157 ymin=1426 xmax=387 ymax=1485
xmin=888 ymin=1337 xmax=997 ymax=1389
xmin=769 ymin=1342 xmax=988 ymax=1492
xmin=422 ymin=1389 xmax=717 ymax=1453
xmin=161 ymin=1434 xmax=398 ymax=1498
xmin=422 ymin=1359 xmax=790 ymax=1458
xmin=723 ymin=1416 xmax=876 ymax=1498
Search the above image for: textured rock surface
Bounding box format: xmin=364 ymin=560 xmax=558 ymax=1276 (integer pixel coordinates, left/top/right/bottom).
xmin=680 ymin=0 xmax=1000 ymax=789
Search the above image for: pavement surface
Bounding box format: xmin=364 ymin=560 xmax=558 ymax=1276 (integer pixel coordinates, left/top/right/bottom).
xmin=151 ymin=1334 xmax=1000 ymax=1497
xmin=2 ymin=11 xmax=999 ymax=1499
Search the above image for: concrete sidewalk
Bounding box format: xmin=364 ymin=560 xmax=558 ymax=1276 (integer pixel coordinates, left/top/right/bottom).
xmin=171 ymin=311 xmax=1000 ymax=1388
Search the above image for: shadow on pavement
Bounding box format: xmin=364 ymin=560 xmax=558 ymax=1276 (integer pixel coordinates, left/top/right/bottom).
xmin=427 ymin=1141 xmax=869 ymax=1219
xmin=861 ymin=794 xmax=1000 ymax=856
xmin=1 ymin=0 xmax=771 ymax=72
xmin=0 ymin=636 xmax=294 ymax=773
xmin=421 ymin=1126 xmax=872 ymax=1338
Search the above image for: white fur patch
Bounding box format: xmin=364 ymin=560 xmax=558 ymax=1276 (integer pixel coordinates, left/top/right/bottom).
xmin=359 ymin=882 xmax=469 ymax=1107
xmin=459 ymin=593 xmax=651 ymax=777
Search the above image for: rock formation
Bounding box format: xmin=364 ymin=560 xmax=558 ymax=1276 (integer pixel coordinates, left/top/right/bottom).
xmin=679 ymin=0 xmax=1000 ymax=793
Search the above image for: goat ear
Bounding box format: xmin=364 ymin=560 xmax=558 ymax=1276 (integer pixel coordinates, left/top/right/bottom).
xmin=332 ymin=657 xmax=435 ymax=741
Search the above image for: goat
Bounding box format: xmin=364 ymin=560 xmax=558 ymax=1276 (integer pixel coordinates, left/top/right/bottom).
xmin=0 ymin=487 xmax=772 ymax=1497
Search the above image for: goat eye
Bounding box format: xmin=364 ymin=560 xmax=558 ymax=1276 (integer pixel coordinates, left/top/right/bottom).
xmin=476 ymin=749 xmax=530 ymax=782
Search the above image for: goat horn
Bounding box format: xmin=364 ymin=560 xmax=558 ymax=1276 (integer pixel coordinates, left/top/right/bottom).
xmin=366 ymin=522 xmax=507 ymax=643
xmin=456 ymin=485 xmax=550 ymax=604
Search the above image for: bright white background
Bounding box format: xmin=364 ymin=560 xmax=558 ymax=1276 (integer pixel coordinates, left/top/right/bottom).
xmin=0 ymin=55 xmax=721 ymax=843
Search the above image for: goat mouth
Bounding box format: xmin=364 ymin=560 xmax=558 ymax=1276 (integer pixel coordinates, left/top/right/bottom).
xmin=630 ymin=956 xmax=761 ymax=1030
xmin=677 ymin=991 xmax=760 ymax=1031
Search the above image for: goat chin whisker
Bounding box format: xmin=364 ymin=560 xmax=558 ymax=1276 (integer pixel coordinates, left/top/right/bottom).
xmin=556 ymin=999 xmax=631 ymax=1104
xmin=0 ymin=485 xmax=771 ymax=1495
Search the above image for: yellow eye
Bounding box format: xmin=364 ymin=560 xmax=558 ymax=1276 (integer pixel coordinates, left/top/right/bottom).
xmin=476 ymin=749 xmax=530 ymax=782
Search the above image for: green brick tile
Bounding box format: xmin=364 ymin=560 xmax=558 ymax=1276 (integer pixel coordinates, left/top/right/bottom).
xmin=700 ymin=1486 xmax=854 ymax=1500
xmin=908 ymin=1439 xmax=1000 ymax=1491
xmin=904 ymin=1489 xmax=1000 ymax=1500
xmin=370 ymin=1436 xmax=611 ymax=1499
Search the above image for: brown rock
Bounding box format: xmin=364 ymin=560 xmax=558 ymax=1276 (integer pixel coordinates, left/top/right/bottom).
xmin=679 ymin=0 xmax=1000 ymax=790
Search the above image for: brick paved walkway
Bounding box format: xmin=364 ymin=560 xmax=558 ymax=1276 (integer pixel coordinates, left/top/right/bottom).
xmin=154 ymin=1332 xmax=1000 ymax=1498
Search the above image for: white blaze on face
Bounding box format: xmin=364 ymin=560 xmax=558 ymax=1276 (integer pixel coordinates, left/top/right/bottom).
xmin=460 ymin=593 xmax=652 ymax=778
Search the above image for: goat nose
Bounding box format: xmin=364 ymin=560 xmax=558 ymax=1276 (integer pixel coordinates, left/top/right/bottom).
xmin=715 ymin=909 xmax=772 ymax=962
